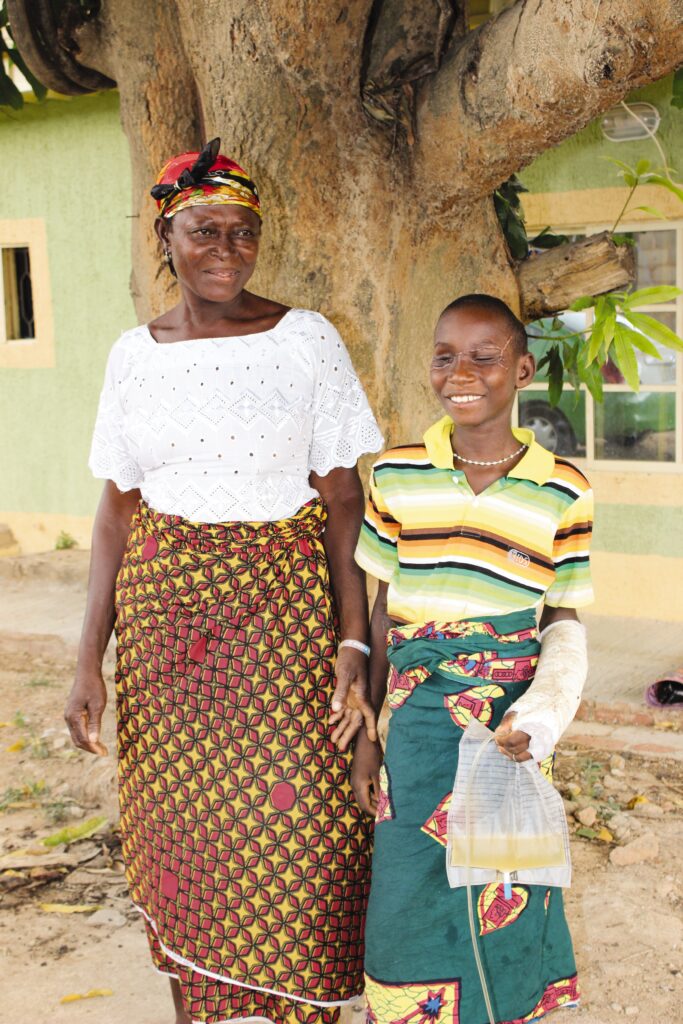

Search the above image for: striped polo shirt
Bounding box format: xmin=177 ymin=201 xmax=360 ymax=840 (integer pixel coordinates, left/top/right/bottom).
xmin=355 ymin=416 xmax=593 ymax=624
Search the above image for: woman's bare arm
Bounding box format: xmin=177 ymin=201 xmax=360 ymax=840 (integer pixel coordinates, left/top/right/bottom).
xmin=351 ymin=580 xmax=390 ymax=814
xmin=310 ymin=465 xmax=377 ymax=750
xmin=64 ymin=481 xmax=140 ymax=754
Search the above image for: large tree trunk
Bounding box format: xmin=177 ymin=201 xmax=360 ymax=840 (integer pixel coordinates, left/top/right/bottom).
xmin=64 ymin=0 xmax=683 ymax=445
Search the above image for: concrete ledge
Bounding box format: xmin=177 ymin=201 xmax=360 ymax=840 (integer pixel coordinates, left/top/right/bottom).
xmin=576 ymin=697 xmax=683 ymax=731
xmin=565 ymin=718 xmax=683 ymax=762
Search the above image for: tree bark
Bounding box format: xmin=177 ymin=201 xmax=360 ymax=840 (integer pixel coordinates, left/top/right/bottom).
xmin=23 ymin=0 xmax=683 ymax=444
xmin=415 ymin=0 xmax=683 ymax=213
xmin=517 ymin=233 xmax=636 ymax=322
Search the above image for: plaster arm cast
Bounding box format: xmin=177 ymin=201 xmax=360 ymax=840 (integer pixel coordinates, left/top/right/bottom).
xmin=505 ymin=619 xmax=588 ymax=762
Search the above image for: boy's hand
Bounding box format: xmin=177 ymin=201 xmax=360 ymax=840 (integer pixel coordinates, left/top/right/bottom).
xmin=329 ymin=645 xmax=378 ymax=751
xmin=351 ymin=730 xmax=382 ymax=815
xmin=494 ymin=712 xmax=532 ymax=762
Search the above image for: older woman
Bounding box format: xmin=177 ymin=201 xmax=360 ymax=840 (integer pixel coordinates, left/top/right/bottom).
xmin=64 ymin=139 xmax=383 ymax=1024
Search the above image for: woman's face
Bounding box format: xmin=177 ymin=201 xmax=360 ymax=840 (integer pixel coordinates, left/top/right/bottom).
xmin=157 ymin=204 xmax=262 ymax=303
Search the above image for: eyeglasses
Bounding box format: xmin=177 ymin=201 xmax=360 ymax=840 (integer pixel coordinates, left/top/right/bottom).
xmin=430 ymin=336 xmax=513 ymax=372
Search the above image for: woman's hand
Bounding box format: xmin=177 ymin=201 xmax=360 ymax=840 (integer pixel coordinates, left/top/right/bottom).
xmin=64 ymin=482 xmax=139 ymax=757
xmin=64 ymin=666 xmax=109 ymax=756
xmin=351 ymin=729 xmax=382 ymax=815
xmin=329 ymin=645 xmax=378 ymax=751
xmin=494 ymin=712 xmax=532 ymax=762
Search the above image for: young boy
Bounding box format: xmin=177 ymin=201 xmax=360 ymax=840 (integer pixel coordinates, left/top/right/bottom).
xmin=353 ymin=294 xmax=593 ymax=1024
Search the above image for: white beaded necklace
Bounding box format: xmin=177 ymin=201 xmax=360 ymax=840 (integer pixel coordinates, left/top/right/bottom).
xmin=453 ymin=443 xmax=527 ymax=467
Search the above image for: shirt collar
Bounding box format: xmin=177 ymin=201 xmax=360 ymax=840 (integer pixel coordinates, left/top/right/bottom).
xmin=422 ymin=414 xmax=555 ymax=485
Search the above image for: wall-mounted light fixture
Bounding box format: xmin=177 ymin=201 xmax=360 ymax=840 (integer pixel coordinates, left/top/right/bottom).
xmin=601 ymin=101 xmax=661 ymax=142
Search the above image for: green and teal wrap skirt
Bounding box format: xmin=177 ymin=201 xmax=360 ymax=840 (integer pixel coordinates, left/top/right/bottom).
xmin=365 ymin=611 xmax=579 ymax=1024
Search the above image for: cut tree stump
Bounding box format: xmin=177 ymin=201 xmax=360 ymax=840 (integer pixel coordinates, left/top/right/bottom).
xmin=517 ymin=232 xmax=636 ymax=322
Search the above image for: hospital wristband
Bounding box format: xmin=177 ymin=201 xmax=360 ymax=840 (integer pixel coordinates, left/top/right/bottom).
xmin=338 ymin=639 xmax=371 ymax=656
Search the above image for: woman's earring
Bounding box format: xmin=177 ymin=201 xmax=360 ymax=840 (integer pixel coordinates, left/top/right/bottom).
xmin=164 ymin=248 xmax=177 ymax=279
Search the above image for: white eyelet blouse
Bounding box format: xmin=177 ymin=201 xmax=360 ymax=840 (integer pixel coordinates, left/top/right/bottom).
xmin=88 ymin=308 xmax=384 ymax=523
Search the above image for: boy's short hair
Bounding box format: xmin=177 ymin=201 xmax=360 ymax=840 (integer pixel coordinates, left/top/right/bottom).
xmin=440 ymin=293 xmax=528 ymax=354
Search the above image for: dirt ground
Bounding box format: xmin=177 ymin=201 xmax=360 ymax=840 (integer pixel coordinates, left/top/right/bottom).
xmin=1 ymin=558 xmax=682 ymax=1024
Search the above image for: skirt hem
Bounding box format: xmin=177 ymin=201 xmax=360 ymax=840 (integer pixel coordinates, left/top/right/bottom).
xmin=136 ymin=904 xmax=363 ymax=1010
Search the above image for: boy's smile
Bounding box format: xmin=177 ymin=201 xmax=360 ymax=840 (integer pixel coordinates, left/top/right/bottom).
xmin=430 ymin=306 xmax=535 ymax=432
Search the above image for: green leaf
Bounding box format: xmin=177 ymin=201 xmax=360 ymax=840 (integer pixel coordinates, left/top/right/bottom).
xmin=576 ymin=827 xmax=597 ymax=840
xmin=645 ymin=174 xmax=683 ymax=203
xmin=633 ymin=205 xmax=668 ymax=220
xmin=42 ymin=816 xmax=109 ymax=848
xmin=620 ymin=327 xmax=662 ymax=360
xmin=535 ymin=353 xmax=550 ymax=377
xmin=611 ymin=233 xmax=636 ymax=247
xmin=7 ymin=48 xmax=47 ymax=102
xmin=547 ymin=346 xmax=564 ymax=406
xmin=635 ymin=158 xmax=651 ymax=176
xmin=602 ymin=156 xmax=636 ymax=175
xmin=623 ymin=285 xmax=681 ymax=308
xmin=612 ymin=324 xmax=641 ymax=391
xmin=586 ymin=319 xmax=604 ymax=365
xmin=0 ymin=66 xmax=23 ymax=109
xmin=494 ymin=176 xmax=530 ymax=260
xmin=496 ymin=208 xmax=528 ymax=259
xmin=530 ymin=227 xmax=568 ymax=250
xmin=569 ymin=295 xmax=596 ymax=312
xmin=623 ymin=311 xmax=683 ymax=352
xmin=622 ymin=171 xmax=637 ymax=188
xmin=497 ymin=174 xmax=528 ymax=200
xmin=578 ymin=357 xmax=604 ymax=403
xmin=602 ymin=310 xmax=616 ymax=350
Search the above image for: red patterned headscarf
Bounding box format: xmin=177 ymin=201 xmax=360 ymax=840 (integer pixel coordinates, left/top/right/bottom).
xmin=151 ymin=138 xmax=261 ymax=220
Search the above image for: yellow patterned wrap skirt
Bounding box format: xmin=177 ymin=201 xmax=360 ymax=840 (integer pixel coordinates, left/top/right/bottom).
xmin=114 ymin=500 xmax=371 ymax=1023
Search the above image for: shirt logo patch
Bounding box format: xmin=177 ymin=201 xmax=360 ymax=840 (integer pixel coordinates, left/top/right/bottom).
xmin=508 ymin=548 xmax=530 ymax=568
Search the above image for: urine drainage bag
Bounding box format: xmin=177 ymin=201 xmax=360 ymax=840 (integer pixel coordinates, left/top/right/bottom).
xmin=447 ymin=717 xmax=571 ymax=890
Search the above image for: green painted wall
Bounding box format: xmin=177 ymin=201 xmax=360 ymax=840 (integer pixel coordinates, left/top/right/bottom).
xmin=592 ymin=504 xmax=683 ymax=558
xmin=520 ymin=78 xmax=682 ymax=195
xmin=0 ymin=91 xmax=135 ymax=517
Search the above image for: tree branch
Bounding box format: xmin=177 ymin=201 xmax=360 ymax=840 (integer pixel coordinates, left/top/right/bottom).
xmin=414 ymin=0 xmax=683 ymax=215
xmin=517 ymin=232 xmax=635 ymax=322
xmin=6 ymin=0 xmax=114 ymax=93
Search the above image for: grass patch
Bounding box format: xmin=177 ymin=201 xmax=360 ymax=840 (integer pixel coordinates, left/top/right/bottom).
xmin=45 ymin=800 xmax=70 ymax=825
xmin=0 ymin=780 xmax=48 ymax=812
xmin=55 ymin=531 xmax=77 ymax=550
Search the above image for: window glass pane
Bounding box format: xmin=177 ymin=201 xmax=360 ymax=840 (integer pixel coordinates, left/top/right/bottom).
xmin=627 ymin=311 xmax=677 ymax=385
xmin=594 ymin=392 xmax=675 ymax=462
xmin=2 ymin=246 xmax=34 ymax=340
xmin=598 ymin=313 xmax=678 ymax=386
xmin=631 ymin=230 xmax=676 ymax=289
xmin=527 ymin=311 xmax=589 ymax=384
xmin=15 ymin=247 xmax=34 ymax=338
xmin=518 ymin=390 xmax=586 ymax=458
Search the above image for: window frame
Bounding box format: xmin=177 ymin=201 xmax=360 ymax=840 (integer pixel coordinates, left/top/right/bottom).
xmin=0 ymin=218 xmax=54 ymax=369
xmin=516 ymin=219 xmax=683 ymax=473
